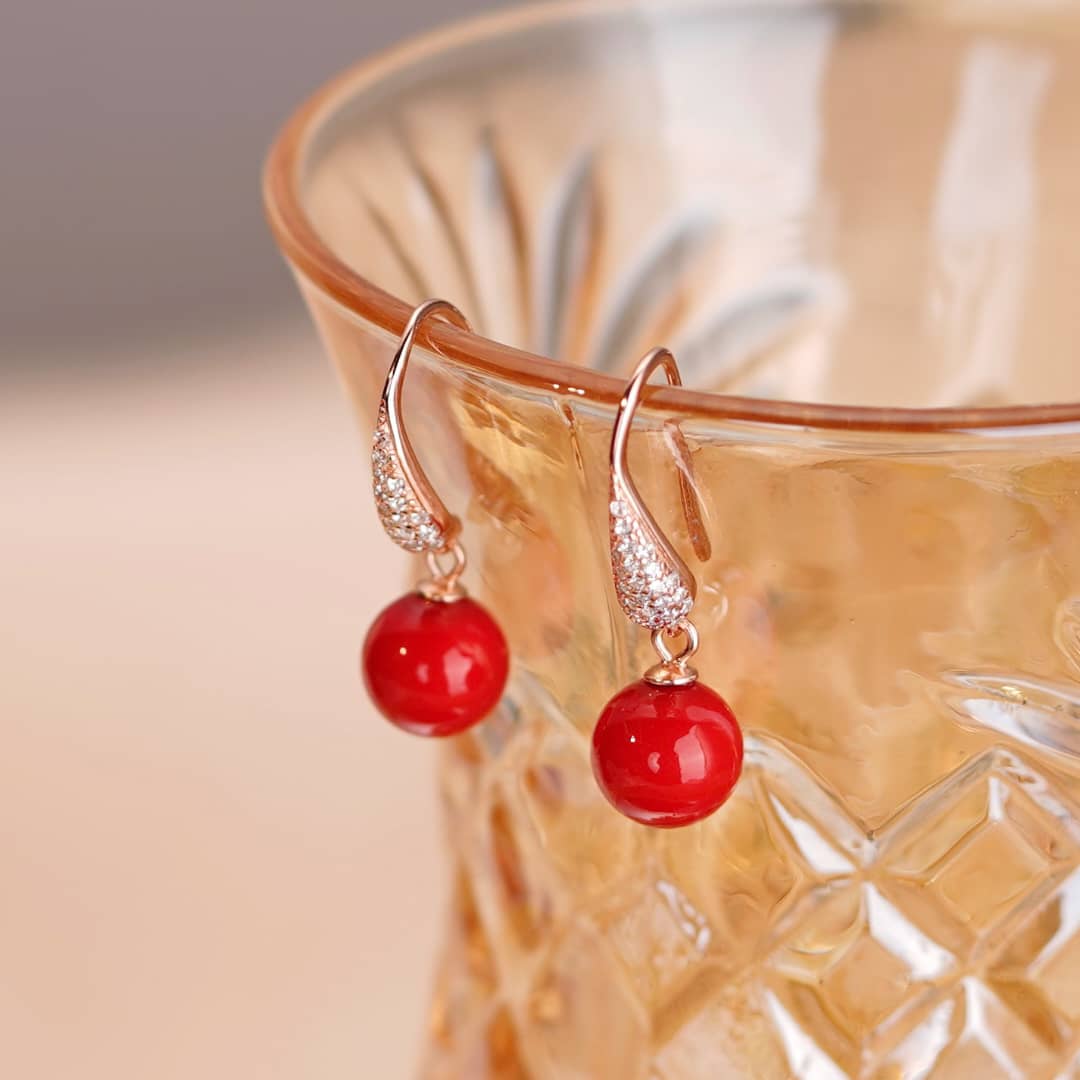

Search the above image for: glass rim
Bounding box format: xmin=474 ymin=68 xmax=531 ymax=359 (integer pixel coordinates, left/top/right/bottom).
xmin=263 ymin=0 xmax=1080 ymax=436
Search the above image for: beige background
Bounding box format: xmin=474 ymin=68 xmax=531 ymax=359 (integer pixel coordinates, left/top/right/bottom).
xmin=2 ymin=3 xmax=512 ymax=1074
xmin=4 ymin=325 xmax=447 ymax=1077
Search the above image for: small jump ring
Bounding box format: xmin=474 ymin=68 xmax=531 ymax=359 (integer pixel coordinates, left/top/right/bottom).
xmin=425 ymin=541 xmax=467 ymax=586
xmin=650 ymin=618 xmax=700 ymax=666
xmin=419 ymin=541 xmax=468 ymax=602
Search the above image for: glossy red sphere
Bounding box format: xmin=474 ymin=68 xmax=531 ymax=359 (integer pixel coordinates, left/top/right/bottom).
xmin=591 ymin=679 xmax=743 ymax=828
xmin=362 ymin=592 xmax=509 ymax=737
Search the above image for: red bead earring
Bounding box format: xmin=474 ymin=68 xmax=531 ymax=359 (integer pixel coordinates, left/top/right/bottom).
xmin=592 ymin=348 xmax=743 ymax=828
xmin=361 ymin=299 xmax=509 ymax=737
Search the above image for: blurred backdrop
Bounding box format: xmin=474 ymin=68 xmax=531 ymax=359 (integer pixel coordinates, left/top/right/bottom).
xmin=2 ymin=2 xmax=507 ymax=1077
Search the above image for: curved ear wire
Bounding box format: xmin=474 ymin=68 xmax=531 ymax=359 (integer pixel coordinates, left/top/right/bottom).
xmin=372 ymin=299 xmax=471 ymax=556
xmin=608 ymin=347 xmax=709 ymax=683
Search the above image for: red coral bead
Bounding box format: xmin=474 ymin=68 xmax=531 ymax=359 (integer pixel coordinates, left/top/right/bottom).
xmin=362 ymin=592 xmax=509 ymax=737
xmin=591 ymin=679 xmax=743 ymax=828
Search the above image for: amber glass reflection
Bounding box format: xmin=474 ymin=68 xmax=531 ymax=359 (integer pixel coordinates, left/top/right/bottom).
xmin=267 ymin=2 xmax=1080 ymax=1076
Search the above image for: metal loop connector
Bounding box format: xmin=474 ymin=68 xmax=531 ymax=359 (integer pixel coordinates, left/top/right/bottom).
xmin=644 ymin=617 xmax=700 ymax=686
xmin=418 ymin=541 xmax=468 ymax=603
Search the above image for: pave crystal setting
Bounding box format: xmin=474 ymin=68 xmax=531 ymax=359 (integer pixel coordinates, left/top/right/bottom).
xmin=609 ymin=485 xmax=693 ymax=630
xmin=372 ymin=406 xmax=446 ymax=553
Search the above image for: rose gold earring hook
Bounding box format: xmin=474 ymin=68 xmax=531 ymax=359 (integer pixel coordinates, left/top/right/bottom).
xmin=609 ymin=347 xmax=709 ymax=685
xmin=372 ymin=299 xmax=471 ymax=593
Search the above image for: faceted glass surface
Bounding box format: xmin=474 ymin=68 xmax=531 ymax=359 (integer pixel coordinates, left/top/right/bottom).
xmin=265 ymin=2 xmax=1080 ymax=1076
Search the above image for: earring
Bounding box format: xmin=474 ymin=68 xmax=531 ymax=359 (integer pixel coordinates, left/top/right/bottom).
xmin=591 ymin=348 xmax=743 ymax=828
xmin=361 ymin=299 xmax=509 ymax=737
